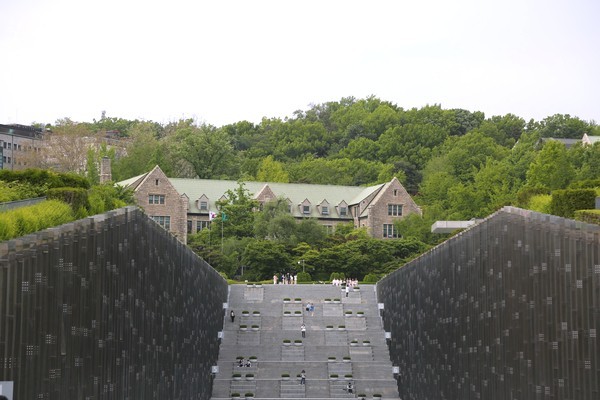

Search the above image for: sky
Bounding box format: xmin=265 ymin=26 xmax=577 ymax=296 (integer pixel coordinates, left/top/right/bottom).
xmin=1 ymin=0 xmax=599 ymax=127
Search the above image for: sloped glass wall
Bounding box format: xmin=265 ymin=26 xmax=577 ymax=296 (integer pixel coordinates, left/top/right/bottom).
xmin=0 ymin=207 xmax=228 ymax=399
xmin=378 ymin=207 xmax=599 ymax=400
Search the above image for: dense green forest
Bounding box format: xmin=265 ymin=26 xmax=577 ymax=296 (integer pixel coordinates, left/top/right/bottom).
xmin=31 ymin=97 xmax=600 ymax=280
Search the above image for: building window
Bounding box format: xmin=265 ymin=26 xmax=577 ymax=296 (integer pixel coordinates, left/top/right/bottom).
xmin=155 ymin=179 xmax=159 ymax=185
xmin=196 ymin=220 xmax=210 ymax=232
xmin=149 ymin=194 xmax=165 ymax=204
xmin=324 ymin=225 xmax=333 ymax=234
xmin=152 ymin=216 xmax=171 ymax=230
xmin=321 ymin=206 xmax=329 ymax=215
xmin=393 ymin=189 xmax=398 ymax=196
xmin=388 ymin=204 xmax=403 ymax=216
xmin=199 ymin=201 xmax=208 ymax=211
xmin=383 ymin=224 xmax=398 ymax=238
xmin=303 ymin=205 xmax=310 ymax=214
xmin=339 ymin=207 xmax=347 ymax=216
xmin=187 ymin=220 xmax=192 ymax=234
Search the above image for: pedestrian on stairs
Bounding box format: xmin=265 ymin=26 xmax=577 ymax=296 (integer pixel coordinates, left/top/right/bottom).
xmin=300 ymin=370 xmax=306 ymax=385
xmin=346 ymin=381 xmax=353 ymax=394
xmin=230 ymin=310 xmax=235 ymax=323
xmin=301 ymin=323 xmax=306 ymax=338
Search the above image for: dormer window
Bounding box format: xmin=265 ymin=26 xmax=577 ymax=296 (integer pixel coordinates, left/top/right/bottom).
xmin=303 ymin=205 xmax=310 ymax=214
xmin=321 ymin=206 xmax=329 ymax=215
xmin=339 ymin=206 xmax=347 ymax=216
xmin=199 ymin=201 xmax=208 ymax=211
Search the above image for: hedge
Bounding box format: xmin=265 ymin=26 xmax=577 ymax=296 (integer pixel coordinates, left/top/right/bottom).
xmin=573 ymin=209 xmax=600 ymax=225
xmin=363 ymin=273 xmax=379 ymax=283
xmin=47 ymin=187 xmax=91 ymax=215
xmin=0 ymin=168 xmax=90 ymax=189
xmin=0 ymin=200 xmax=74 ymax=241
xmin=549 ymin=189 xmax=596 ymax=218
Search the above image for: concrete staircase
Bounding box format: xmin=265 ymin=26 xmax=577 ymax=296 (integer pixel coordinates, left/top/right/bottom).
xmin=210 ymin=284 xmax=400 ymax=400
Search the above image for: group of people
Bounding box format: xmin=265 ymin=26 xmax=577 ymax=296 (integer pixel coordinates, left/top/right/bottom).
xmin=237 ymin=358 xmax=252 ymax=368
xmin=273 ymin=273 xmax=297 ymax=285
xmin=331 ymin=278 xmax=359 ymax=287
xmin=305 ymin=302 xmax=315 ymax=316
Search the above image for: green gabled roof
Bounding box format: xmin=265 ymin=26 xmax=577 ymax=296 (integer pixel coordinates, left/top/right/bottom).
xmin=168 ymin=178 xmax=383 ymax=218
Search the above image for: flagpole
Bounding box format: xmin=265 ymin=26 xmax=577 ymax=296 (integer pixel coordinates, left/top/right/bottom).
xmin=221 ymin=214 xmax=224 ymax=254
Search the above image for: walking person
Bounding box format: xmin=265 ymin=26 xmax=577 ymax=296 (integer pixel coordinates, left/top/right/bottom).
xmin=346 ymin=381 xmax=353 ymax=394
xmin=230 ymin=310 xmax=235 ymax=323
xmin=345 ymin=285 xmax=349 ymax=297
xmin=300 ymin=369 xmax=306 ymax=385
xmin=301 ymin=323 xmax=306 ymax=338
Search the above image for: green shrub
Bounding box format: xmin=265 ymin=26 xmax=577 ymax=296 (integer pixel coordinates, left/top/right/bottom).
xmin=0 ymin=200 xmax=74 ymax=241
xmin=329 ymin=272 xmax=345 ymax=281
xmin=527 ymin=194 xmax=552 ymax=214
xmin=0 ymin=168 xmax=89 ymax=189
xmin=549 ymin=189 xmax=596 ymax=218
xmin=47 ymin=187 xmax=90 ymax=213
xmin=574 ymin=209 xmax=600 ymax=225
xmin=296 ymin=271 xmax=311 ymax=282
xmin=363 ymin=273 xmax=379 ymax=283
xmin=87 ymin=183 xmax=128 ymax=215
xmin=515 ymin=187 xmax=549 ymax=208
xmin=0 ymin=181 xmax=46 ymax=202
xmin=569 ymin=179 xmax=600 ymax=189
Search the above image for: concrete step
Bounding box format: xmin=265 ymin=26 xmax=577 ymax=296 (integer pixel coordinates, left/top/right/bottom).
xmin=211 ymin=284 xmax=400 ymax=400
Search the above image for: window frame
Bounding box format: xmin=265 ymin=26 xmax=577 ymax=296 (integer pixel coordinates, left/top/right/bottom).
xmin=387 ymin=204 xmax=403 ymax=216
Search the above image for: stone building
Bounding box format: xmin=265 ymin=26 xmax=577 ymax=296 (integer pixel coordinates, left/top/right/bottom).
xmin=120 ymin=165 xmax=422 ymax=243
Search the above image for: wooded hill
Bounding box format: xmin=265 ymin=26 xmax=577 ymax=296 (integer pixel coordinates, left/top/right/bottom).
xmin=27 ymin=97 xmax=600 ymax=280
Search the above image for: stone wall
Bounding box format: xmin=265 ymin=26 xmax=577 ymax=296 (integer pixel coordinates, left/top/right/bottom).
xmin=133 ymin=166 xmax=189 ymax=242
xmin=0 ymin=207 xmax=228 ymax=399
xmin=377 ymin=207 xmax=600 ymax=400
xmin=364 ymin=178 xmax=422 ymax=239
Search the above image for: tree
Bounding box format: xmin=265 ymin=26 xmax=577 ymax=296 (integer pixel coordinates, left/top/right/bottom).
xmin=253 ymin=197 xmax=297 ymax=241
xmin=42 ymin=119 xmax=95 ymax=173
xmin=217 ymin=182 xmax=259 ymax=239
xmin=537 ymin=114 xmax=598 ymax=138
xmin=169 ymin=121 xmax=235 ymax=178
xmin=526 ymin=140 xmax=574 ymax=190
xmin=294 ymin=219 xmax=327 ymax=246
xmin=242 ymin=240 xmax=291 ymax=280
xmin=112 ymin=121 xmax=163 ymax=180
xmin=443 ymin=131 xmax=509 ymax=182
xmin=256 ymin=155 xmax=289 ymax=182
xmin=377 ymin=124 xmax=448 ymax=170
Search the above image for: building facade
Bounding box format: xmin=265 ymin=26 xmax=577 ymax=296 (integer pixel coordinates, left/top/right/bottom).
xmin=120 ymin=166 xmax=422 ymax=243
xmin=0 ymin=124 xmax=44 ymax=170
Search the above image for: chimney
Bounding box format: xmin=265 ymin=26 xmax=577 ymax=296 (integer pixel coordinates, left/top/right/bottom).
xmin=100 ymin=156 xmax=112 ymax=183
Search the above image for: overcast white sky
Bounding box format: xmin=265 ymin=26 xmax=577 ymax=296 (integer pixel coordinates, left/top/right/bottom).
xmin=1 ymin=0 xmax=599 ymax=127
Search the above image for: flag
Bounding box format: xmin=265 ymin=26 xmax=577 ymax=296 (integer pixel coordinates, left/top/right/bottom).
xmin=209 ymin=211 xmax=217 ymax=221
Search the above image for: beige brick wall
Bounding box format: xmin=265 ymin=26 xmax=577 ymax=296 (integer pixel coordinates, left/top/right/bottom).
xmin=366 ymin=178 xmax=422 ymax=239
xmin=133 ymin=167 xmax=188 ymax=242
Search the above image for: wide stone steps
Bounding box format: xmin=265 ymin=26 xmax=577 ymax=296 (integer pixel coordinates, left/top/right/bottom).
xmin=211 ymin=284 xmax=399 ymax=400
